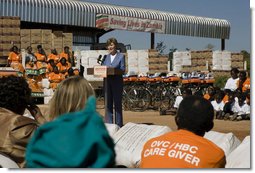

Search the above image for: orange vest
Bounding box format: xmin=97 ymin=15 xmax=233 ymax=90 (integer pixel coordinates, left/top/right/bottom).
xmin=47 ymin=54 xmax=60 ymax=64
xmin=237 ymin=78 xmax=250 ymax=92
xmin=8 ymin=52 xmax=24 ymax=72
xmin=57 ymin=62 xmax=71 ymax=74
xmin=35 ymin=53 xmax=47 ymax=69
xmin=48 ymin=72 xmax=64 ymax=89
xmin=203 ymin=94 xmax=210 ymax=100
xmin=59 ymin=52 xmax=69 ymax=61
xmin=222 ymin=95 xmax=229 ymax=103
xmin=8 ymin=52 xmax=21 ymax=63
xmin=140 ymin=130 xmax=226 ymax=168
xmin=46 ymin=64 xmax=54 ymax=74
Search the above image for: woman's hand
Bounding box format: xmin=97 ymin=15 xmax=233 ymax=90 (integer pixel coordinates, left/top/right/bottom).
xmin=26 ymin=104 xmax=47 ymax=124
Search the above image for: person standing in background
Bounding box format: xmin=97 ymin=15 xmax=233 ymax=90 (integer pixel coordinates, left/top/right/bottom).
xmin=102 ymin=38 xmax=125 ymax=127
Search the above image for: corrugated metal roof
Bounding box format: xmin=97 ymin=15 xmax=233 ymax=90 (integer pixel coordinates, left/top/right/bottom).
xmin=0 ymin=0 xmax=230 ymax=39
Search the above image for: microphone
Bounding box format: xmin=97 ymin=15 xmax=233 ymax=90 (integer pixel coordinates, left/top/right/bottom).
xmin=97 ymin=55 xmax=102 ymax=64
xmin=101 ymin=55 xmax=107 ymax=65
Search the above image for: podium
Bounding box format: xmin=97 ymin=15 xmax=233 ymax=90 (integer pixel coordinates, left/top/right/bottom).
xmin=87 ymin=66 xmax=124 ymax=121
xmin=87 ymin=66 xmax=123 ymax=76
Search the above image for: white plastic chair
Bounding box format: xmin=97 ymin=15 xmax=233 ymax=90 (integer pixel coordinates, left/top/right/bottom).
xmin=0 ymin=153 xmax=19 ymax=168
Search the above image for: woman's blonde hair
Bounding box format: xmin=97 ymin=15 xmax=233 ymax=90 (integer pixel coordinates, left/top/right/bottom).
xmin=106 ymin=37 xmax=118 ymax=46
xmin=49 ymin=76 xmax=95 ymax=120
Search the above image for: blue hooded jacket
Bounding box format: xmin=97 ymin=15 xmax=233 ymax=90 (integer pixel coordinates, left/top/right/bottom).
xmin=25 ymin=96 xmax=116 ymax=168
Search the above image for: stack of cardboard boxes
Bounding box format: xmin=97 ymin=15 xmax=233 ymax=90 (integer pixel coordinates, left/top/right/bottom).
xmin=0 ymin=16 xmax=21 ymax=66
xmin=148 ymin=49 xmax=168 ymax=74
xmin=21 ymin=29 xmax=73 ymax=55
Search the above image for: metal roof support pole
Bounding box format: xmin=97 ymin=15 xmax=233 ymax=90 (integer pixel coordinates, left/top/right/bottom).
xmin=151 ymin=32 xmax=155 ymax=49
xmin=221 ymin=39 xmax=225 ymax=51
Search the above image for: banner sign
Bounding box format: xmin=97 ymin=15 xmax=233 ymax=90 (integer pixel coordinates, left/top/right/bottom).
xmin=96 ymin=14 xmax=165 ymax=34
xmin=93 ymin=65 xmax=107 ymax=78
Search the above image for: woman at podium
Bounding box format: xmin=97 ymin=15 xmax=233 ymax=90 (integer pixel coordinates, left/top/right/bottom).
xmin=102 ymin=38 xmax=125 ymax=127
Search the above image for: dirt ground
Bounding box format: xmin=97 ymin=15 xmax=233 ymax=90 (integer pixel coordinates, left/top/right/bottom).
xmin=97 ymin=109 xmax=251 ymax=141
xmin=38 ymin=104 xmax=250 ymax=141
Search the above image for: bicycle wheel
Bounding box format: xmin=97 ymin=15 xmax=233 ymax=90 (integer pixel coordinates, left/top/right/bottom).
xmin=127 ymin=88 xmax=151 ymax=112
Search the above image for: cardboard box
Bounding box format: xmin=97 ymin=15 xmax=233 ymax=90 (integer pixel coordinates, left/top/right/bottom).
xmin=31 ymin=36 xmax=41 ymax=44
xmin=31 ymin=29 xmax=42 ymax=35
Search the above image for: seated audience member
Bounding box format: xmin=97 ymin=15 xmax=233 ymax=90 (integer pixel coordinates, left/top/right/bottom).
xmin=224 ymin=68 xmax=239 ymax=92
xmin=222 ymin=89 xmax=231 ymax=103
xmin=59 ymin=46 xmax=73 ymax=64
xmin=0 ymin=76 xmax=46 ymax=168
xmin=47 ymin=49 xmax=59 ymax=64
xmin=57 ymin=57 xmax=72 ymax=77
xmin=25 ymin=46 xmax=37 ymax=70
xmin=65 ymin=67 xmax=79 ymax=78
xmin=140 ymin=96 xmax=226 ymax=168
xmin=211 ymin=91 xmax=225 ymax=119
xmin=25 ymin=76 xmax=116 ymax=168
xmin=203 ymin=86 xmax=216 ymax=101
xmin=173 ymin=88 xmax=192 ymax=109
xmin=46 ymin=59 xmax=56 ymax=76
xmin=220 ymin=92 xmax=236 ymax=120
xmin=34 ymin=45 xmax=47 ymax=74
xmin=48 ymin=66 xmax=65 ymax=90
xmin=230 ymin=94 xmax=250 ymax=121
xmin=236 ymin=71 xmax=250 ymax=94
xmin=7 ymin=45 xmax=25 ymax=73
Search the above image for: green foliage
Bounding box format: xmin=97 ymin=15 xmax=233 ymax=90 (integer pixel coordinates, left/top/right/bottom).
xmin=156 ymin=41 xmax=166 ymax=55
xmin=205 ymin=44 xmax=215 ymax=50
xmin=214 ymin=76 xmax=229 ymax=89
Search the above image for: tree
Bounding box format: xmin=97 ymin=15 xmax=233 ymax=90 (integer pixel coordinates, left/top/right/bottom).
xmin=156 ymin=41 xmax=166 ymax=55
xmin=205 ymin=44 xmax=215 ymax=50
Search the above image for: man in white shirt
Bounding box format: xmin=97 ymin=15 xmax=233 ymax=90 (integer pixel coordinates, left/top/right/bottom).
xmin=224 ymin=68 xmax=239 ymax=91
xmin=211 ymin=92 xmax=225 ymax=119
xmin=230 ymin=94 xmax=250 ymax=121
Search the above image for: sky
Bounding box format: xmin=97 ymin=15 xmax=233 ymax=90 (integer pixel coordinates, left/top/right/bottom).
xmin=82 ymin=0 xmax=251 ymax=54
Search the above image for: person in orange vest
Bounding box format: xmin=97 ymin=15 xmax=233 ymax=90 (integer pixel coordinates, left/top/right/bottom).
xmin=236 ymin=71 xmax=250 ymax=93
xmin=46 ymin=59 xmax=56 ymax=77
xmin=7 ymin=45 xmax=25 ymax=73
xmin=47 ymin=49 xmax=60 ymax=64
xmin=59 ymin=46 xmax=73 ymax=65
xmin=48 ymin=66 xmax=65 ymax=90
xmin=34 ymin=45 xmax=47 ymax=76
xmin=203 ymin=86 xmax=216 ymax=101
xmin=140 ymin=96 xmax=226 ymax=168
xmin=65 ymin=67 xmax=79 ymax=78
xmin=57 ymin=57 xmax=71 ymax=77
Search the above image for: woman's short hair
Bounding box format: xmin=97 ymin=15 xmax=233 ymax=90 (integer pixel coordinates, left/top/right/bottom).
xmin=49 ymin=76 xmax=95 ymax=120
xmin=0 ymin=75 xmax=31 ymax=114
xmin=175 ymin=95 xmax=214 ymax=136
xmin=106 ymin=37 xmax=118 ymax=47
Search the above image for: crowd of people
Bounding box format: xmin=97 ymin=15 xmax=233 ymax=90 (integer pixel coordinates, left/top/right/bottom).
xmin=0 ymin=39 xmax=250 ymax=168
xmin=7 ymin=45 xmax=79 ymax=91
xmin=203 ymin=68 xmax=250 ymax=121
xmin=171 ymin=68 xmax=250 ymax=121
xmin=0 ymin=74 xmax=228 ymax=168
